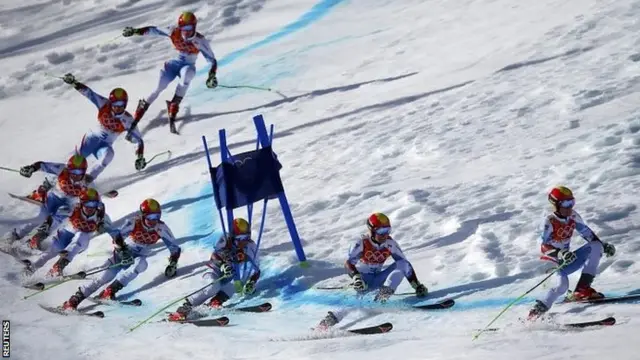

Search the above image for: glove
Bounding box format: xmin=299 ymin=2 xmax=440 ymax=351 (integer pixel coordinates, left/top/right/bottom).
xmin=96 ymin=221 xmax=107 ymax=234
xmin=206 ymin=73 xmax=218 ymax=89
xmin=603 ymin=242 xmax=616 ymax=257
xmin=165 ymin=259 xmax=178 ymax=278
xmin=19 ymin=165 xmax=37 ymax=178
xmin=243 ymin=280 xmax=256 ymax=295
xmin=135 ymin=154 xmax=146 ymax=171
xmin=219 ymin=262 xmax=234 ymax=278
xmin=558 ymin=249 xmax=576 ymax=266
xmin=83 ymin=173 xmax=94 ymax=184
xmin=352 ymin=274 xmax=367 ymax=292
xmin=412 ymin=282 xmax=428 ymax=298
xmin=122 ymin=27 xmax=137 ymax=37
xmin=117 ymin=246 xmax=134 ymax=266
xmin=62 ymin=73 xmax=76 ymax=85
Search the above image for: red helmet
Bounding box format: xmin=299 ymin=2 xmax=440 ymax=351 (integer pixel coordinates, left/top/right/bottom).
xmin=140 ymin=198 xmax=161 ymax=216
xmin=67 ymin=154 xmax=87 ymax=171
xmin=178 ymin=11 xmax=197 ymax=29
xmin=80 ymin=188 xmax=101 ymax=203
xmin=109 ymin=88 xmax=128 ymax=105
xmin=232 ymin=218 xmax=250 ymax=236
xmin=548 ymin=186 xmax=575 ymax=210
xmin=367 ymin=213 xmax=390 ymax=230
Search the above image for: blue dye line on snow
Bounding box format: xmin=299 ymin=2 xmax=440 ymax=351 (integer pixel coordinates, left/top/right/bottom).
xmin=196 ymin=0 xmax=348 ymax=76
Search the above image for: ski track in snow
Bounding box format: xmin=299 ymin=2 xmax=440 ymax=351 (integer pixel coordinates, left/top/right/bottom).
xmin=2 ymin=0 xmax=640 ymax=359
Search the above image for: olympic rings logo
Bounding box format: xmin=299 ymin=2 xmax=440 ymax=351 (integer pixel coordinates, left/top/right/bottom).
xmin=554 ymin=223 xmax=575 ymax=240
xmin=363 ymin=250 xmax=390 ymax=264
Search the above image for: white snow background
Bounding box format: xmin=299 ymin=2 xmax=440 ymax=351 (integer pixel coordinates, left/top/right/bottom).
xmin=1 ymin=0 xmax=640 ymax=359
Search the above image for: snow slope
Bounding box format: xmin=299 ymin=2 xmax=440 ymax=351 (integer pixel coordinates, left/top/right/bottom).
xmin=2 ymin=0 xmax=640 ymax=359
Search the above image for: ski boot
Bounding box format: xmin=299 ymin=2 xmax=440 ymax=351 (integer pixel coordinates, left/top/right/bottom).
xmin=133 ymin=99 xmax=150 ymax=122
xmin=168 ymin=299 xmax=192 ymax=322
xmin=315 ymin=311 xmax=339 ymax=331
xmin=62 ymin=288 xmax=86 ymax=311
xmin=207 ymin=291 xmax=230 ymax=309
xmin=411 ymin=280 xmax=428 ymax=298
xmin=166 ymin=95 xmax=182 ymax=134
xmin=98 ymin=280 xmax=124 ymax=300
xmin=527 ymin=300 xmax=549 ymax=321
xmin=47 ymin=255 xmax=70 ymax=277
xmin=374 ymin=285 xmax=395 ymax=303
xmin=26 ymin=178 xmax=53 ymax=204
xmin=27 ymin=219 xmax=51 ymax=250
xmin=567 ymin=274 xmax=605 ymax=301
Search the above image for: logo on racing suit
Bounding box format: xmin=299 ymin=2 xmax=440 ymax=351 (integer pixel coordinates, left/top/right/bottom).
xmin=361 ymin=238 xmax=392 ymax=264
xmin=97 ymin=104 xmax=126 ymax=133
xmin=69 ymin=205 xmax=101 ymax=233
xmin=130 ymin=217 xmax=161 ymax=245
xmin=549 ymin=217 xmax=576 ymax=242
xmin=170 ymin=28 xmax=199 ymax=54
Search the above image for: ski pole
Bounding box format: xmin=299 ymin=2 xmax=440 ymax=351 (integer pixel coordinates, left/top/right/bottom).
xmin=144 ymin=150 xmax=172 ymax=167
xmin=315 ymin=284 xmax=352 ymax=290
xmin=43 ymin=72 xmax=63 ymax=80
xmin=472 ymin=266 xmax=564 ymax=340
xmin=218 ymin=84 xmax=287 ymax=99
xmin=23 ymin=278 xmax=75 ymax=299
xmin=128 ymin=275 xmax=229 ymax=332
xmin=0 ymin=166 xmax=20 ymax=174
xmin=74 ymin=261 xmax=125 ymax=279
xmin=23 ymin=262 xmax=124 ymax=300
xmin=100 ymin=34 xmax=121 ymax=47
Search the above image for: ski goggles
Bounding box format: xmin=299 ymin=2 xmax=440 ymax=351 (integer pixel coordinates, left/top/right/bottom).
xmin=144 ymin=213 xmax=161 ymax=220
xmin=558 ymin=199 xmax=575 ymax=208
xmin=111 ymin=101 xmax=126 ymax=112
xmin=234 ymin=234 xmax=250 ymax=241
xmin=69 ymin=169 xmax=85 ymax=175
xmin=374 ymin=227 xmax=391 ymax=235
xmin=181 ymin=25 xmax=194 ymax=31
xmin=82 ymin=201 xmax=100 ymax=209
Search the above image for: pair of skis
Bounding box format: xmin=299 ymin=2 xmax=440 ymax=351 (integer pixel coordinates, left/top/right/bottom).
xmin=39 ymin=297 xmax=272 ymax=321
xmin=161 ymin=302 xmax=273 ymax=327
xmin=38 ymin=296 xmax=145 ymax=318
xmin=484 ymin=293 xmax=640 ymax=333
xmin=319 ymin=298 xmax=455 ymax=335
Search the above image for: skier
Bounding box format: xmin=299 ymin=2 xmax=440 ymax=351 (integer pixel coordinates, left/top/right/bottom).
xmin=527 ymin=186 xmax=616 ymax=320
xmin=61 ymin=73 xmax=147 ymax=174
xmin=167 ymin=218 xmax=259 ymax=321
xmin=121 ymin=11 xmax=218 ymax=134
xmin=60 ymin=198 xmax=181 ymax=310
xmin=16 ymin=154 xmax=92 ymax=249
xmin=25 ymin=188 xmax=108 ymax=277
xmin=317 ymin=212 xmax=429 ymax=330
